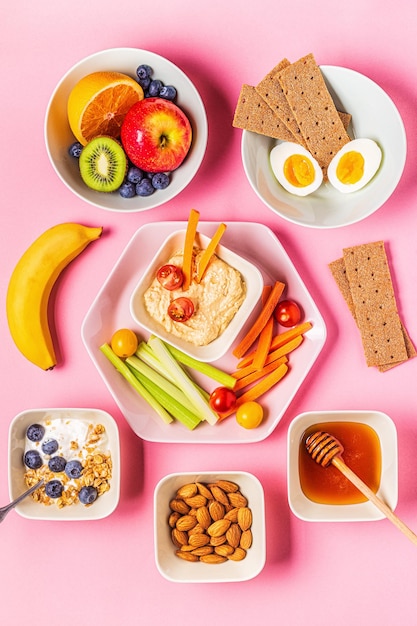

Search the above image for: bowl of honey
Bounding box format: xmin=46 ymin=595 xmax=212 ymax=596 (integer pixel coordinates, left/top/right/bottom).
xmin=287 ymin=410 xmax=398 ymax=522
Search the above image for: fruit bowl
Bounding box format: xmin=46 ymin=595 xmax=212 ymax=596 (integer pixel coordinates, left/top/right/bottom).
xmin=154 ymin=471 xmax=266 ymax=583
xmin=44 ymin=48 xmax=208 ymax=212
xmin=8 ymin=408 xmax=120 ymax=521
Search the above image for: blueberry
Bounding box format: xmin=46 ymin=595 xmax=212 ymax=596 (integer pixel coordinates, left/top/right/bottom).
xmin=136 ymin=178 xmax=155 ymax=196
xmin=41 ymin=438 xmax=59 ymax=455
xmin=119 ymin=181 xmax=136 ymax=198
xmin=68 ymin=141 xmax=83 ymax=158
xmin=151 ymin=172 xmax=170 ymax=190
xmin=127 ymin=166 xmax=144 ymax=184
xmin=45 ymin=480 xmax=63 ymax=499
xmin=48 ymin=456 xmax=67 ymax=473
xmin=65 ymin=460 xmax=83 ymax=479
xmin=24 ymin=449 xmax=43 ymax=470
xmin=26 ymin=423 xmax=45 ymax=442
xmin=148 ymin=79 xmax=163 ymax=97
xmin=79 ymin=486 xmax=98 ymax=505
xmin=139 ymin=76 xmax=151 ymax=90
xmin=159 ymin=85 xmax=177 ymax=101
xmin=136 ymin=64 xmax=153 ymax=81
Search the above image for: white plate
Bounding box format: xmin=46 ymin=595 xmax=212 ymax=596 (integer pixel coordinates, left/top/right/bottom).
xmin=242 ymin=65 xmax=406 ymax=228
xmin=81 ymin=222 xmax=327 ymax=443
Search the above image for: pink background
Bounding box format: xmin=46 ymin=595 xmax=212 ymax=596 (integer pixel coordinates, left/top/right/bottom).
xmin=2 ymin=1 xmax=417 ymax=624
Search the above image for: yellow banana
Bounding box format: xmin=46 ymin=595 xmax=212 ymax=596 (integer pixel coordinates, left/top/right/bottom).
xmin=6 ymin=222 xmax=103 ymax=370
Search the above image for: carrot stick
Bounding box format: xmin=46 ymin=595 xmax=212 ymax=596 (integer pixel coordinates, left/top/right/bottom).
xmin=196 ymin=223 xmax=227 ymax=283
xmin=182 ymin=209 xmax=200 ymax=290
xmin=218 ymin=362 xmax=289 ymax=420
xmin=232 ymin=356 xmax=288 ymax=391
xmin=237 ymin=321 xmax=313 ymax=368
xmin=252 ymin=285 xmax=273 ymax=370
xmin=232 ymin=280 xmax=285 ymax=359
xmin=233 ymin=335 xmax=303 ymax=379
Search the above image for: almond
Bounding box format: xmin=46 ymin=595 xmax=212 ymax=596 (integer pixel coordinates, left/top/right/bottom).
xmin=196 ymin=505 xmax=211 ymax=529
xmin=214 ymin=544 xmax=234 ymax=557
xmin=188 ymin=532 xmax=210 ymax=547
xmin=215 ymin=479 xmax=239 ymax=493
xmin=169 ymin=498 xmax=190 ymax=514
xmin=228 ymin=491 xmax=248 ymax=508
xmin=210 ymin=485 xmax=229 ymax=506
xmin=176 ymin=514 xmax=198 ymax=532
xmin=226 ymin=522 xmax=241 ymax=548
xmin=199 ymin=553 xmax=227 ymax=564
xmin=184 ymin=494 xmax=207 ymax=508
xmin=207 ymin=518 xmax=231 ymax=537
xmin=240 ymin=529 xmax=253 ymax=550
xmin=237 ymin=506 xmax=252 ymax=531
xmin=208 ymin=500 xmax=225 ymax=521
xmin=210 ymin=534 xmax=227 ymax=546
xmin=196 ymin=482 xmax=214 ymax=500
xmin=228 ymin=547 xmax=246 ymax=561
xmin=224 ymin=507 xmax=239 ymax=522
xmin=171 ymin=527 xmax=188 ymax=547
xmin=176 ymin=483 xmax=198 ymax=499
xmin=188 ymin=522 xmax=205 ymax=536
xmin=168 ymin=511 xmax=181 ymax=528
xmin=190 ymin=546 xmax=214 ymax=556
xmin=175 ymin=550 xmax=199 ymax=562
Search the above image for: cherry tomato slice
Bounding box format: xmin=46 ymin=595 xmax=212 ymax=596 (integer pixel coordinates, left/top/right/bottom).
xmin=236 ymin=401 xmax=264 ymax=429
xmin=167 ymin=297 xmax=194 ymax=322
xmin=110 ymin=328 xmax=138 ymax=358
xmin=156 ymin=264 xmax=184 ymax=291
xmin=209 ymin=387 xmax=237 ymax=414
xmin=274 ymin=299 xmax=302 ymax=327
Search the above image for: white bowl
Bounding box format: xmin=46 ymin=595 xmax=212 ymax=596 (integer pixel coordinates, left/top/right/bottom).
xmin=287 ymin=410 xmax=398 ymax=522
xmin=130 ymin=229 xmax=264 ymax=362
xmin=44 ymin=47 xmax=208 ymax=212
xmin=8 ymin=408 xmax=120 ymax=521
xmin=242 ymin=65 xmax=406 ymax=228
xmin=154 ymin=471 xmax=266 ymax=583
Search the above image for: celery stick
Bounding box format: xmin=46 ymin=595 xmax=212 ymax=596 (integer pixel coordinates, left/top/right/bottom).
xmin=126 ymin=355 xmax=198 ymax=415
xmin=127 ymin=365 xmax=201 ymax=430
xmin=99 ymin=343 xmax=173 ymax=425
xmin=148 ymin=336 xmax=219 ymax=425
xmin=165 ymin=342 xmax=237 ymax=389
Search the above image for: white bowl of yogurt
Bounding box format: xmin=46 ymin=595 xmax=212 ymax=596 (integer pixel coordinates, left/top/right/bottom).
xmin=8 ymin=408 xmax=120 ymax=521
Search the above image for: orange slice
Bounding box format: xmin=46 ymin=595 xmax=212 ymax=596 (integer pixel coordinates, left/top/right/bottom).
xmin=67 ymin=71 xmax=144 ymax=145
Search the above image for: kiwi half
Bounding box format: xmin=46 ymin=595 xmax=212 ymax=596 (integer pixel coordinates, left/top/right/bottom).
xmin=79 ymin=136 xmax=127 ymax=192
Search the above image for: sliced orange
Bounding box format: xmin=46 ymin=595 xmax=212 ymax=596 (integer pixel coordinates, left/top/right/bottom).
xmin=67 ymin=71 xmax=144 ymax=145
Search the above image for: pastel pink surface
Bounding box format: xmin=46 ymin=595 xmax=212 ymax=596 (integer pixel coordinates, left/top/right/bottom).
xmin=2 ymin=2 xmax=417 ymax=626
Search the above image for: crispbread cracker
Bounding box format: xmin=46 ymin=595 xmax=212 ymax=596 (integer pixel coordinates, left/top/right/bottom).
xmin=232 ymin=84 xmax=295 ymax=141
xmin=329 ymin=256 xmax=415 ymax=371
xmin=255 ymin=59 xmax=307 ymax=146
xmin=277 ymin=53 xmax=351 ymax=172
xmin=342 ymin=241 xmax=409 ymax=367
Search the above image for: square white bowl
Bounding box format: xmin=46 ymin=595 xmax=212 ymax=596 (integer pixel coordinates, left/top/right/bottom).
xmin=8 ymin=408 xmax=120 ymax=521
xmin=130 ymin=229 xmax=264 ymax=362
xmin=287 ymin=410 xmax=398 ymax=522
xmin=154 ymin=471 xmax=266 ymax=583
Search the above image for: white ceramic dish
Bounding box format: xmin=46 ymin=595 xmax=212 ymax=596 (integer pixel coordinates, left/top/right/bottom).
xmin=242 ymin=65 xmax=406 ymax=228
xmin=8 ymin=408 xmax=120 ymax=521
xmin=129 ymin=229 xmax=263 ymax=362
xmin=287 ymin=410 xmax=398 ymax=522
xmin=44 ymin=47 xmax=208 ymax=212
xmin=81 ymin=221 xmax=327 ymax=444
xmin=154 ymin=471 xmax=266 ymax=583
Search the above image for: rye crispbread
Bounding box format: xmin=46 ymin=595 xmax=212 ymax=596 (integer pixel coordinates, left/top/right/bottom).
xmin=329 ymin=243 xmax=415 ymax=370
xmin=277 ymin=53 xmax=351 ymax=172
xmin=232 ymin=84 xmax=295 ymax=141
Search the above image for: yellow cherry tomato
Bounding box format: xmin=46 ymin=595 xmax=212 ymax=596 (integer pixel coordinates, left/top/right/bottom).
xmin=236 ymin=401 xmax=264 ymax=429
xmin=110 ymin=328 xmax=138 ymax=358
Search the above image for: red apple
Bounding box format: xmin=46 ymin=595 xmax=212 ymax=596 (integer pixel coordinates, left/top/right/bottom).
xmin=121 ymin=97 xmax=192 ymax=173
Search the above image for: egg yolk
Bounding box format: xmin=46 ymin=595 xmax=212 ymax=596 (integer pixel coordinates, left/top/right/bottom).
xmin=284 ymin=154 xmax=316 ymax=188
xmin=336 ymin=150 xmax=365 ymax=185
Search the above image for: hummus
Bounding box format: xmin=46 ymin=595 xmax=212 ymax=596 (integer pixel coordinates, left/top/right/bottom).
xmin=144 ymin=247 xmax=246 ymax=346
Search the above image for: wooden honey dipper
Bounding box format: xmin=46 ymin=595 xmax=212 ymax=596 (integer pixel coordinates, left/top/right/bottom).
xmin=305 ymin=431 xmax=417 ymax=546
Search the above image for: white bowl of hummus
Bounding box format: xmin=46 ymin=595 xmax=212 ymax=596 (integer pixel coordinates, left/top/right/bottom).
xmin=130 ymin=230 xmax=264 ymax=362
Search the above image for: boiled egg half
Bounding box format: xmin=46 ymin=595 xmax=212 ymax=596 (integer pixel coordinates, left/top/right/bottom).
xmin=270 ymin=142 xmax=323 ymax=197
xmin=327 ymin=138 xmax=382 ymax=193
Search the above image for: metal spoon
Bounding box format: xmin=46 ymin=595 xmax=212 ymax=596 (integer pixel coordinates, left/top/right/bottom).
xmin=0 ymin=479 xmax=44 ymax=523
xmin=305 ymin=431 xmax=417 ymax=546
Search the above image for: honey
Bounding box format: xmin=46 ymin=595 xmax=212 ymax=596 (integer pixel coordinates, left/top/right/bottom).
xmin=299 ymin=422 xmax=382 ymax=505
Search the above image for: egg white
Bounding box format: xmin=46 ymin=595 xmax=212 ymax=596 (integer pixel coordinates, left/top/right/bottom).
xmin=270 ymin=142 xmax=323 ymax=197
xmin=327 ymin=138 xmax=382 ymax=193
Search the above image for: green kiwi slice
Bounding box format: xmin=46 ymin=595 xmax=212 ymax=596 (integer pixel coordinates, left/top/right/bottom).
xmin=79 ymin=136 xmax=127 ymax=192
